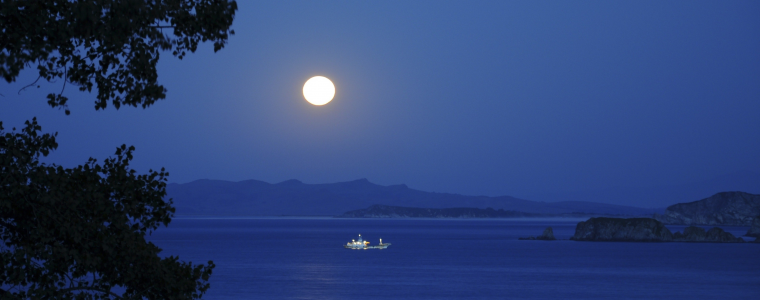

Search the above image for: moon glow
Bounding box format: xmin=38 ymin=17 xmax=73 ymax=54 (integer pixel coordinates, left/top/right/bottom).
xmin=303 ymin=76 xmax=335 ymax=106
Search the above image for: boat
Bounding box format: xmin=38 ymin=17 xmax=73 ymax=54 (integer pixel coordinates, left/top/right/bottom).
xmin=344 ymin=234 xmax=391 ymax=249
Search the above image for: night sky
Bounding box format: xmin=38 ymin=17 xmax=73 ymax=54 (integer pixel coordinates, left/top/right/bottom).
xmin=1 ymin=1 xmax=759 ymax=206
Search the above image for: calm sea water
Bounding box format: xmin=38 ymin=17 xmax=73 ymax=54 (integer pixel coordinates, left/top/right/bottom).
xmin=149 ymin=218 xmax=760 ymax=300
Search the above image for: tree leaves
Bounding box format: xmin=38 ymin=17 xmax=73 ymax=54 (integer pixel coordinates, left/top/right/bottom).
xmin=0 ymin=119 xmax=214 ymax=299
xmin=0 ymin=2 xmax=236 ymax=297
xmin=0 ymin=0 xmax=238 ymax=113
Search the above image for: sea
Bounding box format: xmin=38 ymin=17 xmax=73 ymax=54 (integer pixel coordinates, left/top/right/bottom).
xmin=149 ymin=218 xmax=760 ymax=300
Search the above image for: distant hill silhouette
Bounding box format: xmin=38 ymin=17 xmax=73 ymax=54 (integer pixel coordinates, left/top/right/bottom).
xmin=519 ymin=170 xmax=760 ymax=208
xmin=167 ymin=178 xmax=662 ymax=217
xmin=654 ymin=191 xmax=760 ymax=225
xmin=338 ymin=205 xmax=542 ymax=218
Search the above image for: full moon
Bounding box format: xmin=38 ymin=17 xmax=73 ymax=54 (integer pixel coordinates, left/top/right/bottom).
xmin=302 ymin=76 xmax=335 ymax=106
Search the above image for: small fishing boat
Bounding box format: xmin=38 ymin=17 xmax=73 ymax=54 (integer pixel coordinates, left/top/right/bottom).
xmin=344 ymin=234 xmax=390 ymax=249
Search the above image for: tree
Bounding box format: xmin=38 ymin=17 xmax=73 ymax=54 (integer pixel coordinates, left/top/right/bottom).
xmin=1 ymin=0 xmax=237 ymax=114
xmin=1 ymin=119 xmax=214 ymax=299
xmin=1 ymin=1 xmax=237 ymax=298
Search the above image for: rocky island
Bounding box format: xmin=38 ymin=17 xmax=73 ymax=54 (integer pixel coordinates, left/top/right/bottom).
xmin=519 ymin=227 xmax=556 ymax=240
xmin=337 ymin=204 xmax=542 ymax=218
xmin=672 ymin=226 xmax=745 ymax=243
xmin=570 ymin=217 xmax=745 ymax=243
xmin=337 ymin=204 xmax=650 ymax=219
xmin=654 ymin=191 xmax=760 ymax=225
xmin=570 ymin=217 xmax=673 ymax=242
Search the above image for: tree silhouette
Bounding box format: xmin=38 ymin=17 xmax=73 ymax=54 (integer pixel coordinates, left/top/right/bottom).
xmin=1 ymin=1 xmax=237 ymax=298
xmin=1 ymin=0 xmax=236 ymax=114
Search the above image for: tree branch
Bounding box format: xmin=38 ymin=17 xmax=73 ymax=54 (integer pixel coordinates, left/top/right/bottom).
xmin=18 ymin=75 xmax=43 ymax=95
xmin=60 ymin=69 xmax=67 ymax=95
xmin=58 ymin=286 xmax=123 ymax=299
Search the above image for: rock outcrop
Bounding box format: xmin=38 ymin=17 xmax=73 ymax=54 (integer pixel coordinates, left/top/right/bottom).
xmin=746 ymin=216 xmax=760 ymax=238
xmin=571 ymin=217 xmax=748 ymax=243
xmin=673 ymin=226 xmax=744 ymax=243
xmin=571 ymin=217 xmax=673 ymax=242
xmin=539 ymin=227 xmax=556 ymax=240
xmin=519 ymin=227 xmax=556 ymax=240
xmin=654 ymin=191 xmax=760 ymax=225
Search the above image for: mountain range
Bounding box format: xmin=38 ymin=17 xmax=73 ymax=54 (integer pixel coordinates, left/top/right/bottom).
xmin=167 ymin=178 xmax=663 ymax=217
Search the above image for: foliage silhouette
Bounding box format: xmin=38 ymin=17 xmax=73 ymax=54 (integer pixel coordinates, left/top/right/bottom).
xmin=1 ymin=0 xmax=237 ymax=114
xmin=1 ymin=0 xmax=237 ymax=298
xmin=1 ymin=119 xmax=214 ymax=299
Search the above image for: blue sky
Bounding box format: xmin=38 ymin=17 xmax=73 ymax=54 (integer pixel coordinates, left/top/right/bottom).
xmin=1 ymin=1 xmax=759 ymax=206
